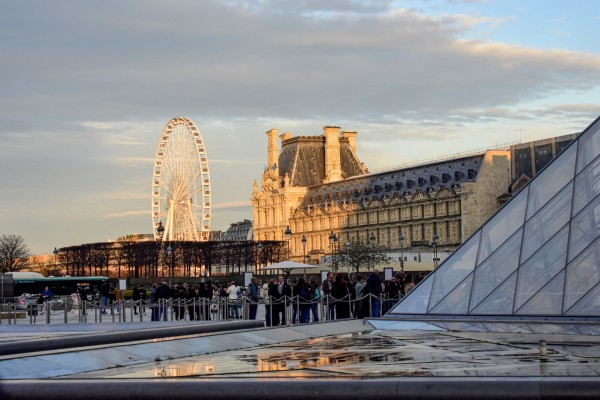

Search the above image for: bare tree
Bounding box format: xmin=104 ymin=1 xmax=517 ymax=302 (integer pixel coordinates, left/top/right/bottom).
xmin=0 ymin=234 xmax=32 ymax=273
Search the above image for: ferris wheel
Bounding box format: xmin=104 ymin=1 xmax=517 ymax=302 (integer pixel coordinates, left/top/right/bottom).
xmin=152 ymin=117 xmax=211 ymax=241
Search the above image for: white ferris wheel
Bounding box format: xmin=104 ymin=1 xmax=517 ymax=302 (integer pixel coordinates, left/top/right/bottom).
xmin=152 ymin=117 xmax=211 ymax=241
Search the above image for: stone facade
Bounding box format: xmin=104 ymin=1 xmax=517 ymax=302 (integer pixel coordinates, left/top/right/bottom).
xmin=251 ymin=126 xmax=573 ymax=265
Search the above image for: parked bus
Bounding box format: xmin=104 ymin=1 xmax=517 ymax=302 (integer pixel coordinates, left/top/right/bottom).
xmin=1 ymin=272 xmax=108 ymax=299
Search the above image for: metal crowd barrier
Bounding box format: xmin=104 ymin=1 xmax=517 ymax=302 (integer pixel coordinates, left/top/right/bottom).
xmin=0 ymin=292 xmax=403 ymax=325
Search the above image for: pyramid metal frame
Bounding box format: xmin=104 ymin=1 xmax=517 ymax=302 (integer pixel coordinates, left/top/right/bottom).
xmin=387 ymin=115 xmax=600 ymax=327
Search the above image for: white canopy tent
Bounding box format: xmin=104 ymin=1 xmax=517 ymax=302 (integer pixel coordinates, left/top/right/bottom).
xmin=261 ymin=260 xmax=317 ymax=277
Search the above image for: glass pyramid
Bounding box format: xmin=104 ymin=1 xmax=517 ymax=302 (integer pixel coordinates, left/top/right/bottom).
xmin=388 ymin=115 xmax=600 ymax=319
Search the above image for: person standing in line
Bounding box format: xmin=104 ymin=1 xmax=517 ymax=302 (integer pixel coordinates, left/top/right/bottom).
xmin=308 ymin=277 xmax=320 ymax=322
xmin=331 ymin=273 xmax=350 ymax=319
xmin=366 ymin=270 xmax=382 ymax=318
xmin=150 ymin=283 xmax=158 ymax=321
xmin=226 ymin=281 xmax=240 ymax=319
xmin=77 ymin=285 xmax=88 ymax=315
xmin=295 ymin=277 xmax=312 ymax=324
xmin=262 ymin=278 xmax=274 ymax=326
xmin=187 ymin=283 xmax=198 ymax=321
xmin=155 ymin=281 xmax=171 ymax=321
xmin=269 ymin=276 xmax=291 ymax=326
xmin=353 ymin=275 xmax=364 ymax=319
xmin=201 ymin=281 xmax=212 ymax=320
xmin=100 ymin=281 xmax=109 ymax=314
xmin=247 ymin=277 xmax=259 ymax=320
xmin=114 ymin=286 xmax=123 ymax=314
xmin=322 ymin=272 xmax=335 ymax=320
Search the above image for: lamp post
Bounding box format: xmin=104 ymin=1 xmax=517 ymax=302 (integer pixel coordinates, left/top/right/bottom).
xmin=329 ymin=231 xmax=338 ymax=272
xmin=301 ymin=235 xmax=307 ymax=264
xmin=53 ymin=247 xmax=59 ymax=274
xmin=284 ymin=225 xmax=292 ymax=260
xmin=431 ymin=233 xmax=439 ymax=269
xmin=156 ymin=221 xmax=165 ymax=278
xmin=156 ymin=221 xmax=165 ymax=240
xmin=301 ymin=235 xmax=307 ymax=278
xmin=257 ymin=241 xmax=263 ymax=275
xmin=399 ymin=232 xmax=404 ymax=270
xmin=345 ymin=240 xmax=351 ymax=275
xmin=369 ymin=232 xmax=376 ymax=271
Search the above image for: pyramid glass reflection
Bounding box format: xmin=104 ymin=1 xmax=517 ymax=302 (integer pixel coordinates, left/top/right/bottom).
xmin=388 ymin=116 xmax=600 ymax=319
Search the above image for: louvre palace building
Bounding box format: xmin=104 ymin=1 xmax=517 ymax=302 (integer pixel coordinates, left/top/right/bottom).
xmin=251 ymin=126 xmax=576 ymax=267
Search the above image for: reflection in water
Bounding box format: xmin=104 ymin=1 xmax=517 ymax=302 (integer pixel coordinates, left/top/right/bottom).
xmin=239 ymin=333 xmax=412 ymax=373
xmin=140 ymin=331 xmax=592 ymax=379
xmin=150 ymin=333 xmax=409 ymax=377
xmin=153 ymin=360 xmax=215 ymax=378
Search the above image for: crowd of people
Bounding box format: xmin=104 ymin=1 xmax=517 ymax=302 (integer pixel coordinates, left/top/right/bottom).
xmin=63 ymin=270 xmax=426 ymax=324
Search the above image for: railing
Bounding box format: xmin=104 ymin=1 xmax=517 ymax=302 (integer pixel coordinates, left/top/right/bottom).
xmin=0 ymin=293 xmax=403 ymax=326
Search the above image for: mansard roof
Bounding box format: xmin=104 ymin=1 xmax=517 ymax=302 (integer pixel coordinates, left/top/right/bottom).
xmin=278 ymin=136 xmax=367 ymax=187
xmin=298 ymin=154 xmax=484 ymax=211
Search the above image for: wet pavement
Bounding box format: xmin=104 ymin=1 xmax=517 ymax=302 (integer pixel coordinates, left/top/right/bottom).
xmin=3 ymin=317 xmax=600 ymax=380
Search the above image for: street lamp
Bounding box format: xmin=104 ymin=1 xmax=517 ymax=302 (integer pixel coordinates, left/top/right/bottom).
xmin=156 ymin=221 xmax=165 ymax=240
xmin=156 ymin=221 xmax=165 ymax=279
xmin=369 ymin=232 xmax=376 ymax=271
xmin=399 ymin=232 xmax=404 ymax=270
xmin=431 ymin=233 xmax=439 ymax=269
xmin=329 ymin=231 xmax=338 ymax=272
xmin=284 ymin=225 xmax=292 ymax=260
xmin=257 ymin=241 xmax=263 ymax=275
xmin=345 ymin=240 xmax=351 ymax=275
xmin=53 ymin=247 xmax=59 ymax=274
xmin=301 ymin=235 xmax=307 ymax=264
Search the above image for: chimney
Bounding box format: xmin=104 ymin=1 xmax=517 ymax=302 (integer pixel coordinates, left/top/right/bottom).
xmin=266 ymin=129 xmax=279 ymax=174
xmin=341 ymin=131 xmax=357 ymax=154
xmin=323 ymin=126 xmax=342 ymax=183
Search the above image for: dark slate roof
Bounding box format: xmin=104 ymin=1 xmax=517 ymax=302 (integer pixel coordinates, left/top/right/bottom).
xmin=298 ymin=154 xmax=485 ymax=210
xmin=278 ymin=136 xmax=366 ymax=187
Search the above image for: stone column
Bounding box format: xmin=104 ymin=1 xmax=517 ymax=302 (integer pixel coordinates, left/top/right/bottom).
xmin=323 ymin=126 xmax=342 ymax=183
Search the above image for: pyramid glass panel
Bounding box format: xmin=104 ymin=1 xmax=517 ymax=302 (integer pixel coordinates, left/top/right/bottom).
xmin=515 ymin=225 xmax=569 ymax=310
xmin=391 ymin=275 xmax=433 ymax=314
xmin=565 ymin=281 xmax=600 ymax=316
xmin=572 ymin=153 xmax=600 ymax=215
xmin=470 ymin=229 xmax=522 ymax=311
xmin=521 ymin=182 xmax=573 ymax=263
xmin=429 ymin=273 xmax=472 ymax=314
xmin=386 ymin=115 xmax=600 ymax=324
xmin=525 ymin=144 xmax=576 ymax=220
xmin=471 ymin=273 xmax=517 ymax=315
xmin=576 ymin=117 xmax=600 ymax=174
xmin=515 ymin=270 xmax=565 ymax=315
xmin=429 ymin=231 xmax=480 ymax=309
xmin=477 ymin=187 xmax=528 ymax=264
xmin=568 ymin=194 xmax=600 ymax=262
xmin=564 ymin=237 xmax=600 ymax=311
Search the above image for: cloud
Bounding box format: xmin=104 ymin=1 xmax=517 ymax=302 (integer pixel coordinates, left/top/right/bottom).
xmin=213 ymin=201 xmax=252 ymax=209
xmin=103 ymin=210 xmax=150 ymax=218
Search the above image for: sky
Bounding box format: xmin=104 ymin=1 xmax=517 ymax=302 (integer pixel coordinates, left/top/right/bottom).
xmin=1 ymin=0 xmax=599 ymax=256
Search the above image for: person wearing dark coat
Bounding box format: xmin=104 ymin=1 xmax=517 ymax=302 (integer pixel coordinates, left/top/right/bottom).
xmin=155 ymin=281 xmax=171 ymax=321
xmin=366 ymin=270 xmax=383 ymax=318
xmin=269 ymin=276 xmax=291 ymax=326
xmin=331 ymin=273 xmax=350 ymax=319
